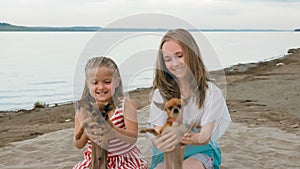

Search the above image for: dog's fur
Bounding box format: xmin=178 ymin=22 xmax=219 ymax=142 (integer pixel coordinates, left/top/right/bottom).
xmin=75 ymin=99 xmax=115 ymax=169
xmin=140 ymin=98 xmax=186 ymax=169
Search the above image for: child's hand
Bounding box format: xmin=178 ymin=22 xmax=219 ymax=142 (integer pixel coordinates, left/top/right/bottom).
xmin=85 ymin=122 xmax=107 ymax=145
xmin=151 ymin=130 xmax=179 ymax=152
xmin=181 ymin=133 xmax=193 ymax=145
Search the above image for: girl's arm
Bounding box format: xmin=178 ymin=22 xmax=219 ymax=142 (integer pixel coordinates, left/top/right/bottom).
xmin=111 ymin=99 xmax=139 ymax=144
xmin=181 ymin=121 xmax=215 ymax=145
xmin=73 ymin=111 xmax=88 ymax=149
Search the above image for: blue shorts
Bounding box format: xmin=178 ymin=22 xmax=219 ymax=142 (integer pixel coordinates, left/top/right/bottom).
xmin=150 ymin=143 xmax=220 ymax=169
xmin=155 ymin=153 xmax=214 ymax=169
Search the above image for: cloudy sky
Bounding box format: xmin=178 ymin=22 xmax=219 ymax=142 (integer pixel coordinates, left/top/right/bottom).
xmin=1 ymin=0 xmax=299 ymax=30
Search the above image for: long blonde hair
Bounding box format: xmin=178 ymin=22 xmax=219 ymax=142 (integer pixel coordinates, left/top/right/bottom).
xmin=153 ymin=29 xmax=210 ymax=108
xmin=81 ymin=56 xmax=123 ymax=106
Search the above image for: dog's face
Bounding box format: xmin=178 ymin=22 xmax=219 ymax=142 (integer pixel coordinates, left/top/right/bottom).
xmin=165 ymin=98 xmax=183 ymax=120
xmin=76 ymin=99 xmax=110 ymax=126
xmin=76 ymin=99 xmax=115 ymax=119
xmin=90 ymin=102 xmax=116 ymax=124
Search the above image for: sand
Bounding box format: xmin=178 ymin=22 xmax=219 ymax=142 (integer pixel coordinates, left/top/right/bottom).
xmin=0 ymin=48 xmax=299 ymax=169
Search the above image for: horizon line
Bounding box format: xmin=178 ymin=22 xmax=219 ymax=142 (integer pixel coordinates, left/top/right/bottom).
xmin=0 ymin=22 xmax=297 ymax=32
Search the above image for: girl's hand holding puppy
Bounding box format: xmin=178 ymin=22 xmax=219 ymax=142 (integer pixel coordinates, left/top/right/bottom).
xmin=84 ymin=121 xmax=106 ymax=145
xmin=181 ymin=133 xmax=193 ymax=145
xmin=151 ymin=129 xmax=179 ymax=152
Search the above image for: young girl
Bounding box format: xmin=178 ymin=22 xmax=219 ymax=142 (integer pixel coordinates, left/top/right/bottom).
xmin=73 ymin=56 xmax=148 ymax=169
xmin=148 ymin=29 xmax=231 ymax=169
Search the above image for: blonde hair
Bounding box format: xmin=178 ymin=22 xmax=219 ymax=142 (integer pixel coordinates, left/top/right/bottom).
xmin=153 ymin=29 xmax=210 ymax=108
xmin=81 ymin=56 xmax=123 ymax=105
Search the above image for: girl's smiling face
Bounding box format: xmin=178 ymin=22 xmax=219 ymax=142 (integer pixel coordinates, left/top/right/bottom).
xmin=162 ymin=39 xmax=187 ymax=79
xmin=86 ymin=66 xmax=119 ymax=104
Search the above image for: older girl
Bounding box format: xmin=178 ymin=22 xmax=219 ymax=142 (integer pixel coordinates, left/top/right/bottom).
xmin=148 ymin=29 xmax=231 ymax=169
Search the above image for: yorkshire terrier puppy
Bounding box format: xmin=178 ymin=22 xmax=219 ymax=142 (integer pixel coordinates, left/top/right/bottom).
xmin=75 ymin=99 xmax=115 ymax=169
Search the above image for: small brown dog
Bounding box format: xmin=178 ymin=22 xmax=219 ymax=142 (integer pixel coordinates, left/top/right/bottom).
xmin=140 ymin=98 xmax=186 ymax=169
xmin=75 ymin=99 xmax=115 ymax=169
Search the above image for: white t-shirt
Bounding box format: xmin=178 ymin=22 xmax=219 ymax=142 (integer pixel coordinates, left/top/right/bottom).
xmin=147 ymin=82 xmax=231 ymax=142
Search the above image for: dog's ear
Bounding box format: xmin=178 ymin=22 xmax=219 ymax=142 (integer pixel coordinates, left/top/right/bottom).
xmin=75 ymin=99 xmax=90 ymax=111
xmin=107 ymin=99 xmax=116 ymax=111
xmin=181 ymin=98 xmax=187 ymax=107
xmin=89 ymin=102 xmax=99 ymax=112
xmin=97 ymin=103 xmax=106 ymax=112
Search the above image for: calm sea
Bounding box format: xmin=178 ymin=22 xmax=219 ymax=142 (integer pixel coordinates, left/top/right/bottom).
xmin=1 ymin=31 xmax=299 ymax=111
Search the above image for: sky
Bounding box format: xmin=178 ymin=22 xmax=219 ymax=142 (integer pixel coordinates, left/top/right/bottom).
xmin=1 ymin=0 xmax=300 ymax=30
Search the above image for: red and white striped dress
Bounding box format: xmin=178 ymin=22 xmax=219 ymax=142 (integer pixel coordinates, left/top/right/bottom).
xmin=73 ymin=99 xmax=148 ymax=169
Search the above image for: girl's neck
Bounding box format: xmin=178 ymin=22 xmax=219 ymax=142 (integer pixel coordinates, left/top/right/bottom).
xmin=180 ymin=86 xmax=192 ymax=98
xmin=178 ymin=80 xmax=191 ymax=98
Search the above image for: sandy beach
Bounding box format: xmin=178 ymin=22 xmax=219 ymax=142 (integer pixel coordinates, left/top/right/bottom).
xmin=0 ymin=48 xmax=299 ymax=169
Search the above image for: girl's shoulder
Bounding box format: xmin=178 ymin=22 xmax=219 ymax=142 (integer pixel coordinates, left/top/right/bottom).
xmin=151 ymin=88 xmax=165 ymax=103
xmin=124 ymin=98 xmax=136 ymax=109
xmin=206 ymin=81 xmax=224 ymax=96
xmin=118 ymin=97 xmax=136 ymax=113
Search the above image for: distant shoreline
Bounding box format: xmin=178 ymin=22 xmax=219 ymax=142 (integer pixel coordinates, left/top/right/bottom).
xmin=0 ymin=22 xmax=296 ymax=32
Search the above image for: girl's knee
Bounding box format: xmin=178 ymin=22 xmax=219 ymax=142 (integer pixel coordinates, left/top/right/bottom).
xmin=183 ymin=157 xmax=205 ymax=169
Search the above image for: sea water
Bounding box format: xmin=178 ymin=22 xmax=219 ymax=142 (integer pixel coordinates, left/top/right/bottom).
xmin=0 ymin=31 xmax=299 ymax=111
